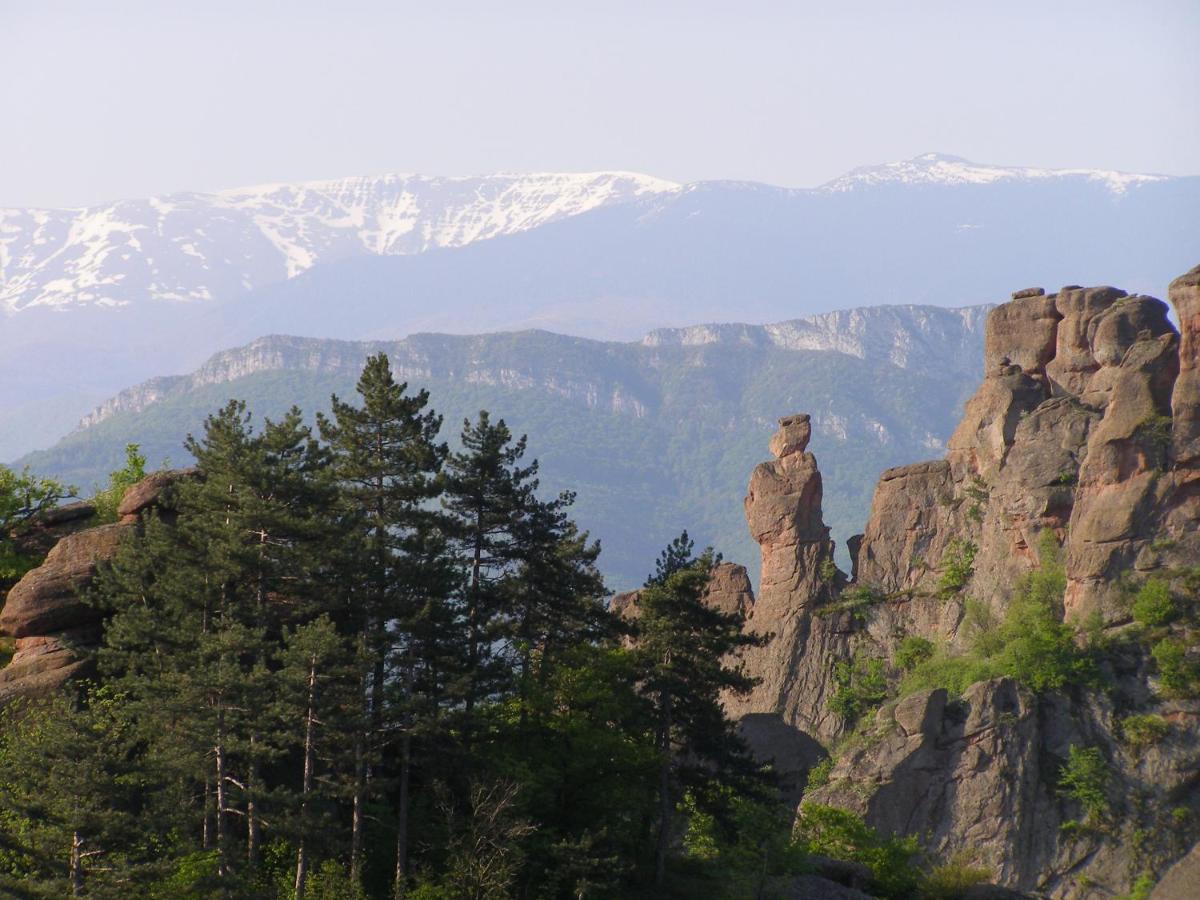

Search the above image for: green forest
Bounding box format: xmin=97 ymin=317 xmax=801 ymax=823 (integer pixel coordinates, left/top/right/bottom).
xmin=0 ymin=354 xmax=942 ymax=899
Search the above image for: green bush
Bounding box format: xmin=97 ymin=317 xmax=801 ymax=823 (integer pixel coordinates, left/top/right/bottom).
xmin=91 ymin=444 xmax=147 ymax=523
xmin=828 ymin=653 xmax=888 ymax=725
xmin=1122 ymin=872 xmax=1156 ymax=900
xmin=1120 ymin=714 xmax=1169 ymax=751
xmin=901 ymin=534 xmax=1095 ymax=697
xmin=937 ymin=539 xmax=977 ymax=597
xmin=794 ymin=804 xmax=920 ymax=899
xmin=895 ymin=636 xmax=934 ymax=672
xmin=922 ymin=852 xmax=991 ymax=900
xmin=804 ymin=757 xmax=834 ymax=792
xmin=1152 ymin=638 xmax=1200 ymax=697
xmin=1132 ymin=577 xmax=1175 ymax=626
xmin=1058 ymin=745 xmax=1109 ymax=820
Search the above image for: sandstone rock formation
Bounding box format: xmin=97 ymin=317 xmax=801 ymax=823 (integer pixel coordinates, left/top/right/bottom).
xmin=0 ymin=468 xmax=194 ymax=706
xmin=731 ymin=413 xmax=849 ymax=741
xmin=725 ymin=266 xmax=1200 ymax=898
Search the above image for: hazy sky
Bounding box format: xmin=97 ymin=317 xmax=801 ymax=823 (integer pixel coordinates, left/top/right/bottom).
xmin=2 ymin=0 xmax=1198 ymax=208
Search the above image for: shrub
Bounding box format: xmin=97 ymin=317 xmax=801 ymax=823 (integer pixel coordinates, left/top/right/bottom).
xmin=1132 ymin=577 xmax=1175 ymax=626
xmin=895 ymin=636 xmax=934 ymax=672
xmin=900 ymin=533 xmax=1096 ymax=699
xmin=937 ymin=539 xmax=977 ymax=597
xmin=1058 ymin=745 xmax=1109 ymax=820
xmin=1152 ymin=638 xmax=1199 ymax=697
xmin=804 ymin=757 xmax=834 ymax=792
xmin=1122 ymin=872 xmax=1156 ymax=900
xmin=91 ymin=444 xmax=148 ymax=524
xmin=1120 ymin=714 xmax=1169 ymax=751
xmin=793 ymin=803 xmax=920 ymax=899
xmin=922 ymin=851 xmax=991 ymax=900
xmin=828 ymin=653 xmax=888 ymax=725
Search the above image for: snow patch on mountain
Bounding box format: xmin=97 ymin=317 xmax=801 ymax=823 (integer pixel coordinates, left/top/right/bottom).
xmin=0 ymin=172 xmax=679 ymax=313
xmin=821 ymin=152 xmax=1169 ymax=194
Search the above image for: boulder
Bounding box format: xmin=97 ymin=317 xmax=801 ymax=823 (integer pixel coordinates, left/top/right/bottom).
xmin=1151 ymin=842 xmax=1200 ymax=899
xmin=984 ymin=291 xmax=1060 ymax=376
xmin=768 ymin=413 xmax=812 ymax=460
xmin=0 ymin=523 xmax=132 ymax=638
xmin=117 ymin=467 xmax=197 ymax=520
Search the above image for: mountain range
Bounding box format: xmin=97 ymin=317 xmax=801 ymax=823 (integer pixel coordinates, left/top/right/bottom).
xmin=2 ymin=153 xmax=1196 ymax=462
xmin=19 ymin=303 xmax=988 ymax=590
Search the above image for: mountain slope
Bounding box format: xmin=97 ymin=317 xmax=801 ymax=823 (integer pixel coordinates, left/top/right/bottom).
xmin=2 ymin=155 xmax=1194 ymax=463
xmin=0 ymin=172 xmax=677 ymax=313
xmin=20 ymin=304 xmax=986 ymax=589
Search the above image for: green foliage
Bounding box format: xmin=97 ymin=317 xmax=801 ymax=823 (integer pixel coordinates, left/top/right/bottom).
xmin=0 ymin=463 xmax=74 ymax=581
xmin=828 ymin=652 xmax=888 ymax=725
xmin=1121 ymin=872 xmax=1157 ymax=900
xmin=1057 ymin=745 xmax=1110 ymax=820
xmin=895 ymin=636 xmax=934 ymax=672
xmin=1132 ymin=577 xmax=1175 ymax=626
xmin=681 ymin=789 xmax=808 ymax=898
xmin=794 ymin=803 xmax=921 ymax=899
xmin=804 ymin=757 xmax=834 ymax=793
xmin=902 ymin=533 xmax=1097 ymax=697
xmin=922 ymin=851 xmax=992 ymax=900
xmin=937 ymin=539 xmax=976 ymax=597
xmin=818 ymin=583 xmax=884 ymax=622
xmin=1136 ymin=414 xmax=1173 ymax=468
xmin=1152 ymin=637 xmax=1200 ymax=697
xmin=1120 ymin=714 xmax=1169 ymax=751
xmin=819 ymin=556 xmax=839 ymax=582
xmin=91 ymin=443 xmax=147 ymax=523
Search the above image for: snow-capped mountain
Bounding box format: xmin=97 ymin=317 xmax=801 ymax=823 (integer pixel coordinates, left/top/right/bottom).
xmin=0 ymin=171 xmax=678 ymax=313
xmin=820 ymin=152 xmax=1170 ymax=194
xmin=2 ymin=153 xmax=1195 ymax=464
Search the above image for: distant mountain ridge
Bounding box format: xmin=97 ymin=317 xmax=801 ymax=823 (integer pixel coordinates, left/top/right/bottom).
xmin=24 ymin=302 xmax=988 ymax=589
xmin=77 ymin=303 xmax=991 ymax=431
xmin=2 ymin=153 xmax=1195 ymax=463
xmin=0 ymin=154 xmax=1179 ymax=316
xmin=0 ymin=171 xmax=677 ymax=313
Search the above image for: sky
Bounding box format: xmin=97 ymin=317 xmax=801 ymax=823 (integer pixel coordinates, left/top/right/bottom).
xmin=1 ymin=0 xmax=1198 ymax=209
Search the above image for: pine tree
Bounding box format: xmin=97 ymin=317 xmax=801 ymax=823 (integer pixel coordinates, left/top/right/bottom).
xmin=317 ymin=353 xmax=449 ymax=893
xmin=633 ymin=536 xmax=766 ymax=885
xmin=0 ymin=685 xmax=153 ymax=897
xmin=441 ymin=411 xmax=541 ymax=741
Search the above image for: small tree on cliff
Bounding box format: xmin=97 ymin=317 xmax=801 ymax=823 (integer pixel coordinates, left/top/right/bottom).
xmin=633 ymin=535 xmax=766 ymax=885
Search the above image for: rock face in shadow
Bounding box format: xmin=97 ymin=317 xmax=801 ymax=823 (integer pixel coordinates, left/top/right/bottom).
xmin=0 ymin=469 xmax=195 ymax=706
xmin=725 ymin=266 xmax=1200 ymax=899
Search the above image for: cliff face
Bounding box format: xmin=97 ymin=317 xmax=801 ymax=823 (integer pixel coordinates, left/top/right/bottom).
xmin=730 ymin=266 xmax=1200 ymax=898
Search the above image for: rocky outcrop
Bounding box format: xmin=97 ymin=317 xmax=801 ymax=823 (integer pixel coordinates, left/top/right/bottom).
xmin=727 ymin=414 xmax=850 ymax=741
xmin=726 ymin=266 xmax=1200 ymax=899
xmin=0 ymin=469 xmax=193 ymax=706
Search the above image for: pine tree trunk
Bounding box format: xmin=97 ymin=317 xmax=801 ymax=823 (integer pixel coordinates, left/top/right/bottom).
xmin=70 ymin=830 xmax=82 ymax=896
xmin=464 ymin=507 xmax=484 ymax=749
xmin=392 ymin=726 xmax=412 ymax=900
xmin=654 ymin=688 xmax=673 ymax=886
xmin=248 ymin=735 xmax=260 ymax=867
xmin=202 ymin=778 xmax=211 ymax=849
xmin=295 ymin=654 xmax=318 ymax=900
xmin=215 ymin=706 xmax=229 ymax=879
xmin=350 ymin=652 xmax=369 ymax=885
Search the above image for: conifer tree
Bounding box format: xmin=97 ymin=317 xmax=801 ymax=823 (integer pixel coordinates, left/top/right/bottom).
xmin=317 ymin=353 xmax=449 ymax=891
xmin=441 ymin=411 xmax=541 ymax=742
xmin=633 ymin=536 xmax=765 ymax=885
